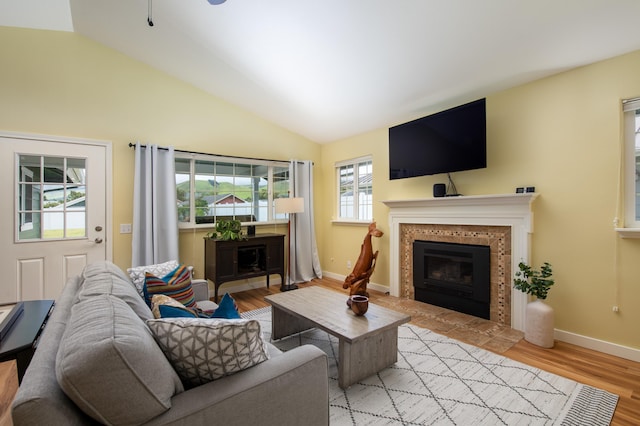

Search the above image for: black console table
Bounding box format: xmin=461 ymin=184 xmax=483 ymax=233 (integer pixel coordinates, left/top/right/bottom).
xmin=205 ymin=233 xmax=285 ymax=302
xmin=0 ymin=299 xmax=54 ymax=383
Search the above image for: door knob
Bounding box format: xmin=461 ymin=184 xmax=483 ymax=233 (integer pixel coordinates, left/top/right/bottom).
xmin=95 ymin=226 xmax=103 ymax=232
xmin=94 ymin=238 xmax=103 ymax=244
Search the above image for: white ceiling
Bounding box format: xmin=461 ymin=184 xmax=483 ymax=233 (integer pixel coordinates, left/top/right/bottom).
xmin=3 ymin=0 xmax=640 ymax=143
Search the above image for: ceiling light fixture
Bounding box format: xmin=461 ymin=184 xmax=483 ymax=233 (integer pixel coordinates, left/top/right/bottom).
xmin=207 ymin=0 xmax=227 ymax=4
xmin=147 ymin=0 xmax=154 ymax=26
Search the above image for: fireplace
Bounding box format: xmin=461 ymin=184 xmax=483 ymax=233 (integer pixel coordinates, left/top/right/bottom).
xmin=383 ymin=193 xmax=538 ymax=331
xmin=413 ymin=241 xmax=490 ymax=319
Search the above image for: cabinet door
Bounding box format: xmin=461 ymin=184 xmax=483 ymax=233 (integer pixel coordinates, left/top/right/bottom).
xmin=266 ymin=237 xmax=284 ymax=273
xmin=216 ymin=244 xmax=237 ymax=281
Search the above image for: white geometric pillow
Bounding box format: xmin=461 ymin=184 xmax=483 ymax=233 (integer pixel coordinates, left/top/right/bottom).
xmin=127 ymin=260 xmax=179 ymax=297
xmin=146 ymin=318 xmax=270 ymax=387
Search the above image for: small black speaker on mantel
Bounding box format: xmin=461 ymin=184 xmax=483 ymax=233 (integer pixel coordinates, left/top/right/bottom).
xmin=247 ymin=225 xmax=256 ymax=236
xmin=433 ymin=183 xmax=446 ymax=197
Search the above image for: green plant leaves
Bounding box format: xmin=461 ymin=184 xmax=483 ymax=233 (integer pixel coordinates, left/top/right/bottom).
xmin=203 ymin=219 xmax=245 ymax=241
xmin=513 ymin=261 xmax=554 ymax=300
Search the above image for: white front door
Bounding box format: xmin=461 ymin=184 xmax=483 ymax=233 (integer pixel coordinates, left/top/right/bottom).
xmin=0 ymin=133 xmax=111 ymax=303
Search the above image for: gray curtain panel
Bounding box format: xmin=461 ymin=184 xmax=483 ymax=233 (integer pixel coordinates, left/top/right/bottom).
xmin=290 ymin=160 xmax=322 ymax=283
xmin=132 ymin=142 xmax=179 ymax=267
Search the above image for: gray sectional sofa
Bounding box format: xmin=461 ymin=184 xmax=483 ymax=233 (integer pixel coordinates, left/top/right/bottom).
xmin=11 ymin=261 xmax=329 ymax=425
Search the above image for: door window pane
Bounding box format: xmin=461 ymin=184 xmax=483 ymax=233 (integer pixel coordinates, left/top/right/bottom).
xmin=17 ymin=155 xmax=87 ymax=241
xmin=19 ymin=155 xmax=41 ymax=182
xmin=44 ymin=157 xmax=65 ymax=183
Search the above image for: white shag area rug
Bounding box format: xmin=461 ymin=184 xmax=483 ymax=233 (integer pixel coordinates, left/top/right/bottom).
xmin=242 ymin=307 xmax=618 ymax=425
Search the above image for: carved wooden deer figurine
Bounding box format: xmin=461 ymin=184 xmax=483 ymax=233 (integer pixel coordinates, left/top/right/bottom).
xmin=343 ymin=222 xmax=384 ymax=297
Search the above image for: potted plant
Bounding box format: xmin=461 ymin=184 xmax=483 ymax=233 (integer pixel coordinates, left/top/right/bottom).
xmin=204 ymin=219 xmax=245 ymax=241
xmin=514 ymin=261 xmax=555 ymax=348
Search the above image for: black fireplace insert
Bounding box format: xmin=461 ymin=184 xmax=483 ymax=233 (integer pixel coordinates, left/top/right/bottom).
xmin=413 ymin=240 xmax=490 ymax=319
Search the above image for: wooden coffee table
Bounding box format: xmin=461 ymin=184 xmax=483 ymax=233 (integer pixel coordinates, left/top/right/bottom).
xmin=264 ymin=287 xmax=411 ymax=389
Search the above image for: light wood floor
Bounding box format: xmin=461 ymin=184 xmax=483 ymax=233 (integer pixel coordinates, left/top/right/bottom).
xmin=1 ymin=277 xmax=638 ymax=425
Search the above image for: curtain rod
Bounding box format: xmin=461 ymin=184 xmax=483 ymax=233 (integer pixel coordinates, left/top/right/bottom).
xmin=128 ymin=143 xmax=310 ymax=165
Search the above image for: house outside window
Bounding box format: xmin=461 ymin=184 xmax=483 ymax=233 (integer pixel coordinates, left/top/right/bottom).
xmin=175 ymin=154 xmax=290 ymax=228
xmin=623 ymin=98 xmax=640 ymax=228
xmin=336 ymin=156 xmax=373 ymax=222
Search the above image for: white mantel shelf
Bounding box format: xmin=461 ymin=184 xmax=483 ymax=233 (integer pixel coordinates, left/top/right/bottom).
xmin=382 ymin=193 xmax=539 ymax=332
xmin=381 ymin=193 xmax=538 ymax=209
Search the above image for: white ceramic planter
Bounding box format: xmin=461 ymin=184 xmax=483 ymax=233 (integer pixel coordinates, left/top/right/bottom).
xmin=524 ymin=299 xmax=554 ymax=348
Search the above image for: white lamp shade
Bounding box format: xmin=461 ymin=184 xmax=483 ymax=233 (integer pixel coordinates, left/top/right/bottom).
xmin=275 ymin=197 xmax=304 ymax=214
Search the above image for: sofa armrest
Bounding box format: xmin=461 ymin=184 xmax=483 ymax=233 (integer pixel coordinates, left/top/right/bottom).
xmin=191 ymin=279 xmax=209 ymax=302
xmin=144 ymin=344 xmax=329 ymax=426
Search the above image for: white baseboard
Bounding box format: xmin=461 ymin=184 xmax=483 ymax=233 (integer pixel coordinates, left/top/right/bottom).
xmin=554 ymin=329 xmax=640 ymax=363
xmin=321 ymin=270 xmax=389 ymax=294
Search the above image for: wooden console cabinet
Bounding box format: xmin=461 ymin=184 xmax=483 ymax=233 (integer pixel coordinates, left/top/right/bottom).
xmin=204 ymin=233 xmax=285 ymax=302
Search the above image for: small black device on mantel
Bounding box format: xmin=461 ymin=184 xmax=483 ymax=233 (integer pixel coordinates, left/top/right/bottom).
xmin=433 ymin=183 xmax=446 ymax=197
xmin=389 ymin=98 xmax=486 ymax=180
xmin=247 ymin=225 xmax=256 ymax=236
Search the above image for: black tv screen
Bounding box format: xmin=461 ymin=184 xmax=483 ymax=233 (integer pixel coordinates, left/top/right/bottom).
xmin=389 ymin=98 xmax=486 ymax=180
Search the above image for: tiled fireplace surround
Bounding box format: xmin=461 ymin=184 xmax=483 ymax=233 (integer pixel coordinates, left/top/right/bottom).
xmin=383 ymin=194 xmax=537 ymax=332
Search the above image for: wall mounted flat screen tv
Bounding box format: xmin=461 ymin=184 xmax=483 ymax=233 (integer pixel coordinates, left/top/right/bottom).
xmin=389 ymin=98 xmax=486 ymax=180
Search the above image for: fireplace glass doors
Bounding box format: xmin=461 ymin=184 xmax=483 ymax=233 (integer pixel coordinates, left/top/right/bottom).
xmin=413 ymin=240 xmax=490 ymax=319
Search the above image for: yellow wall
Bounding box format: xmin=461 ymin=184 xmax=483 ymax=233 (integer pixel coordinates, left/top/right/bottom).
xmin=320 ymin=50 xmax=640 ymax=350
xmin=2 ymin=26 xmax=638 ymax=351
xmin=0 ymin=27 xmax=321 ymax=282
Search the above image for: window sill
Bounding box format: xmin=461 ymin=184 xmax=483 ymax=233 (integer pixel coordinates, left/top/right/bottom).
xmin=179 ymin=221 xmax=286 ymax=231
xmin=615 ymin=228 xmax=640 ymax=238
xmin=331 ymin=220 xmax=372 ymax=226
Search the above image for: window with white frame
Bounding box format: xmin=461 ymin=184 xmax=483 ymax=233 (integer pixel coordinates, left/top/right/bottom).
xmin=175 ymin=154 xmax=290 ymax=228
xmin=336 ymin=156 xmax=373 ymax=221
xmin=623 ymin=98 xmax=640 ymax=228
xmin=17 ymin=155 xmax=87 ymax=240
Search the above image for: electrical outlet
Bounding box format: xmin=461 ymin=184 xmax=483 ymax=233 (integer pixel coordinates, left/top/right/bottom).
xmin=120 ymin=223 xmax=132 ymax=234
xmin=347 ymin=260 xmax=352 ymax=269
xmin=612 ymin=306 xmax=620 ymax=313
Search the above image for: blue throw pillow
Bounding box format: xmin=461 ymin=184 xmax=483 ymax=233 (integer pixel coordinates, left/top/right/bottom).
xmin=158 ymin=304 xmax=198 ymax=318
xmin=210 ymin=293 xmax=241 ymax=319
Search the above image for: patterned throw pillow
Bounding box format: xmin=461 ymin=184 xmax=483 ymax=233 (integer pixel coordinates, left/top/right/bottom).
xmin=144 ymin=264 xmax=196 ymax=308
xmin=146 ymin=318 xmax=270 ymax=387
xmin=127 ymin=260 xmax=179 ymax=297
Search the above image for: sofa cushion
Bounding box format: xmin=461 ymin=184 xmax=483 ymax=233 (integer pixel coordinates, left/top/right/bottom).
xmin=77 ymin=260 xmax=153 ymax=320
xmin=56 ymin=294 xmax=184 ymax=425
xmin=147 ymin=318 xmax=270 ymax=388
xmin=144 ymin=264 xmax=196 ymax=308
xmin=127 ymin=260 xmax=180 ymax=297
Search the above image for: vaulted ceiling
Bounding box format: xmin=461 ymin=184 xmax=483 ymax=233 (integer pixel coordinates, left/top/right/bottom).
xmin=2 ymin=0 xmax=640 ymax=142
